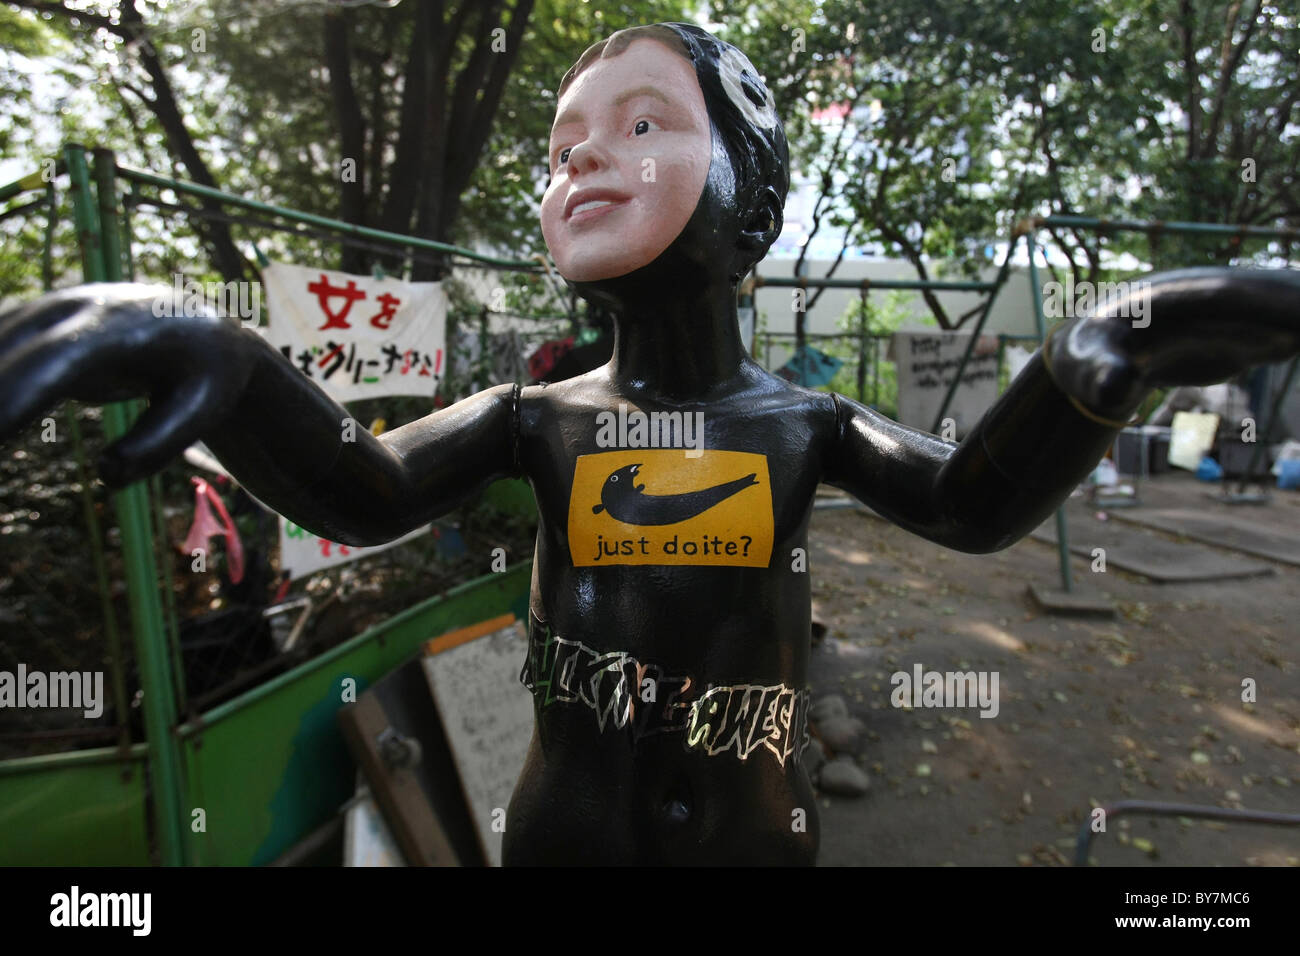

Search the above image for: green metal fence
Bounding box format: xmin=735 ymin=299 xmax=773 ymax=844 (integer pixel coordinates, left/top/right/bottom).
xmin=3 ymin=144 xmax=1297 ymax=861
xmin=0 ymin=145 xmax=540 ymax=865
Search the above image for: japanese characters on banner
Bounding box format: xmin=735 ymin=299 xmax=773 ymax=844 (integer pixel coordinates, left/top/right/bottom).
xmin=258 ymin=261 xmax=441 ymax=576
xmin=279 ymin=517 xmax=430 ymax=581
xmin=259 ymin=262 xmax=447 ymax=402
xmin=889 ymin=329 xmax=999 ymax=438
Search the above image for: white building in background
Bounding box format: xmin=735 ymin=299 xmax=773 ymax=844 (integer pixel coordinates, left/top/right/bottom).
xmin=751 ymin=97 xmax=1044 ymax=374
xmin=750 ymin=255 xmax=1041 ymax=371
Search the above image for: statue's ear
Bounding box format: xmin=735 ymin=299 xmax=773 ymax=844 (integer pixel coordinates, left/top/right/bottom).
xmin=736 ymin=185 xmax=783 ymax=257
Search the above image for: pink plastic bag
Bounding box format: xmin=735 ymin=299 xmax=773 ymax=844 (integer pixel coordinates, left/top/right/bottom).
xmin=180 ymin=477 xmax=245 ymax=584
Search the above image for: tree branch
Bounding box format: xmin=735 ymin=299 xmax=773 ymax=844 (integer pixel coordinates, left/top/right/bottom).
xmin=1204 ymin=0 xmax=1264 ymax=150
xmin=8 ymin=0 xmax=128 ymax=38
xmin=117 ymin=0 xmax=246 ymax=282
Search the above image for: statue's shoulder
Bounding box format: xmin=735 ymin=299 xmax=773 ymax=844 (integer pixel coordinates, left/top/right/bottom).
xmin=739 ymin=365 xmax=840 ymax=420
xmin=519 ymin=367 xmax=613 ymax=412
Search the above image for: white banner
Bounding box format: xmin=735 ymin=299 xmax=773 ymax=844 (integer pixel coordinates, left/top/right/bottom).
xmin=259 ymin=262 xmax=446 ymax=402
xmin=279 ymin=516 xmax=429 ymax=580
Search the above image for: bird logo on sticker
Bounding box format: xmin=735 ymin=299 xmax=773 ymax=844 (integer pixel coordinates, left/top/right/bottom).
xmin=568 ymin=450 xmax=773 ymax=568
xmin=591 ymin=463 xmax=760 ymax=526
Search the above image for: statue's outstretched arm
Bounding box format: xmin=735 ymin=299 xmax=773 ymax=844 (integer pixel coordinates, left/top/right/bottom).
xmin=823 ymin=268 xmax=1300 ymax=553
xmin=0 ymin=284 xmax=518 ymax=546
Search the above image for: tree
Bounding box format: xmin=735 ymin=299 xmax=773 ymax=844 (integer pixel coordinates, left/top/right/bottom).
xmin=719 ymin=0 xmax=1299 ymax=327
xmin=4 ymin=0 xmax=697 ymax=291
xmin=1126 ymin=0 xmax=1299 ymax=266
xmin=8 ymin=0 xmax=252 ymax=281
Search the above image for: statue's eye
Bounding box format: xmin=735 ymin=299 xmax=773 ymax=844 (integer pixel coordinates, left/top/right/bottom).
xmin=633 ymin=119 xmax=650 ymax=136
xmin=558 ymin=147 xmax=572 ymax=165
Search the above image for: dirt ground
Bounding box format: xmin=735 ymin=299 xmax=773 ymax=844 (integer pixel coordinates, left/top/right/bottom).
xmin=805 ymin=471 xmax=1300 ymax=867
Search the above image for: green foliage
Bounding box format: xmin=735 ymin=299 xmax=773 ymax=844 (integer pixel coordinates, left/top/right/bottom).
xmin=2 ymin=0 xmax=1295 ymax=313
xmin=715 ymin=0 xmax=1298 ymax=322
xmin=818 ymin=289 xmax=935 ymax=419
xmin=3 ymin=1 xmax=699 ymax=290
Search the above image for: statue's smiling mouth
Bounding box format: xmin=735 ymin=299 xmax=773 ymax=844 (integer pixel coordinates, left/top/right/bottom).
xmin=568 ymin=198 xmax=629 ymax=223
xmin=565 ymin=188 xmax=631 ymax=221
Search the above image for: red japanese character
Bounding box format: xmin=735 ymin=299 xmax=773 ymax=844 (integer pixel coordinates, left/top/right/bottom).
xmin=307 ymin=274 xmax=367 ymax=331
xmin=368 ymin=292 xmax=401 ymax=330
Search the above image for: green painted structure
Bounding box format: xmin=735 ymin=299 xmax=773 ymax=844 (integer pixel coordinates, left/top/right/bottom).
xmin=0 ymin=560 xmax=531 ymax=865
xmin=0 ymin=148 xmax=538 ymax=865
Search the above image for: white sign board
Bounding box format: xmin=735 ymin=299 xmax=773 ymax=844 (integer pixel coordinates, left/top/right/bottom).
xmin=890 ymin=329 xmax=999 ymax=437
xmin=259 ymin=262 xmax=446 ymax=402
xmin=421 ymin=617 xmax=533 ymax=867
xmin=278 ymin=516 xmax=428 ymax=580
xmin=1168 ymin=411 xmax=1220 ymax=471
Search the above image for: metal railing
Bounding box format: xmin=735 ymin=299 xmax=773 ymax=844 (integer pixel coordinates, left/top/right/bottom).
xmin=751 ymin=214 xmax=1298 ymax=594
xmin=0 ymin=143 xmax=562 ymax=864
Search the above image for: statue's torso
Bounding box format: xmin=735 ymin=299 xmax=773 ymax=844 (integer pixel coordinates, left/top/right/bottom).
xmin=504 ymin=368 xmax=838 ymax=864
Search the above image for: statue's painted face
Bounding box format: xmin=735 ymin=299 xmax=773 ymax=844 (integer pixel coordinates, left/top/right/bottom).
xmin=541 ymin=38 xmax=712 ymax=283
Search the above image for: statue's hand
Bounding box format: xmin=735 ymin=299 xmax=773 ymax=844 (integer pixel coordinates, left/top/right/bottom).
xmin=0 ymin=282 xmax=261 ymax=486
xmin=1046 ymin=268 xmax=1300 ymax=421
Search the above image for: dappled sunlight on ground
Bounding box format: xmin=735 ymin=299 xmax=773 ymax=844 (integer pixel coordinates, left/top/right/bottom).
xmin=955 ymin=619 xmax=1028 ymax=653
xmin=823 ymin=542 xmax=874 ymax=566
xmin=1212 ymin=702 xmax=1295 ymax=744
xmin=805 ymin=474 xmax=1300 ymax=867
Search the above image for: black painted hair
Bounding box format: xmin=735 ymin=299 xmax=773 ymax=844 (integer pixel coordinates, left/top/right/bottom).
xmin=558 ymin=22 xmax=790 ymax=274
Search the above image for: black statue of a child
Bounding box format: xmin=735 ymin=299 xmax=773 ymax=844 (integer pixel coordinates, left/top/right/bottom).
xmin=1 ymin=23 xmax=1298 ymax=865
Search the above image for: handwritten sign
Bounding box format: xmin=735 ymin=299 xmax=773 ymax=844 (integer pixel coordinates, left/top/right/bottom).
xmin=259 ymin=262 xmax=446 ymax=402
xmin=567 ymin=450 xmax=774 ymax=567
xmin=421 ymin=617 xmax=533 ymax=867
xmin=890 ymin=330 xmax=999 ymax=436
xmin=278 ymin=517 xmax=428 ymax=580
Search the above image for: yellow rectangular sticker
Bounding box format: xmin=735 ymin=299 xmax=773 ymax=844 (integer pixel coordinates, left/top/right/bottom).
xmin=568 ymin=450 xmax=773 ymax=567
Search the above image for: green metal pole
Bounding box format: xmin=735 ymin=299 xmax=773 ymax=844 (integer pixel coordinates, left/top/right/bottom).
xmin=42 ymin=170 xmax=132 ymax=755
xmin=120 ymin=186 xmax=137 ymax=281
xmin=872 ymin=332 xmax=881 ymax=407
xmin=114 ymin=163 xmax=540 ymax=271
xmin=1039 ymin=214 xmax=1298 ymax=242
xmin=755 ymin=275 xmax=998 ymax=292
xmin=64 ymin=146 xmax=102 ymax=282
xmin=111 ymin=157 xmax=189 ymax=719
xmin=0 ymin=163 xmax=62 ymax=204
xmin=41 ymin=182 xmax=57 ymax=291
xmin=1025 ymin=232 xmax=1074 ymax=593
xmin=94 ymin=150 xmax=125 ymax=281
xmin=74 ymin=145 xmax=187 ymax=866
xmin=856 ymin=290 xmax=867 ymax=403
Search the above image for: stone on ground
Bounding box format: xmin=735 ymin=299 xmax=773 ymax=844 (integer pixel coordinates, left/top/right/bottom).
xmin=819 ymin=756 xmax=870 ymax=797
